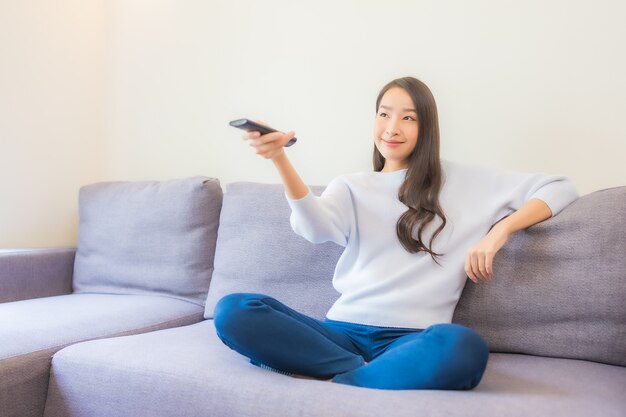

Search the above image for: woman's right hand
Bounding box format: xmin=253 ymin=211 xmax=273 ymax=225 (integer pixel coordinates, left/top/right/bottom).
xmin=242 ymin=121 xmax=307 ymax=200
xmin=243 ymin=121 xmax=296 ymax=161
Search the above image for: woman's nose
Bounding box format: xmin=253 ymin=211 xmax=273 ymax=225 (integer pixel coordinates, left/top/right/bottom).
xmin=386 ymin=119 xmax=399 ymax=135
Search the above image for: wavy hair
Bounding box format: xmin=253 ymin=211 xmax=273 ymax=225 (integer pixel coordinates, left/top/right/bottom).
xmin=373 ymin=77 xmax=446 ymax=263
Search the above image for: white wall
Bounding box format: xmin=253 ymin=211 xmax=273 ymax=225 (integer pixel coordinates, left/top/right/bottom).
xmin=2 ymin=0 xmax=625 ymax=247
xmin=105 ymin=0 xmax=626 ymax=194
xmin=0 ymin=1 xmax=107 ymax=247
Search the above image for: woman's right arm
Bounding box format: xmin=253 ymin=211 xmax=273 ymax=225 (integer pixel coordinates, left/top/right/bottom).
xmin=244 ymin=127 xmax=350 ymax=245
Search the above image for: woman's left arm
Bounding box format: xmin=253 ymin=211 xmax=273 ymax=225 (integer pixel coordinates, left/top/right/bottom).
xmin=464 ymin=198 xmax=552 ymax=283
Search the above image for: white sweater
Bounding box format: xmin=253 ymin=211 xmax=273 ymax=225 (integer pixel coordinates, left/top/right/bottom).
xmin=286 ymin=159 xmax=579 ymax=329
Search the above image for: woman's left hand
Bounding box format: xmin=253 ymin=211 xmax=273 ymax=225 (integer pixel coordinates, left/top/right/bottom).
xmin=465 ymin=224 xmax=510 ymax=283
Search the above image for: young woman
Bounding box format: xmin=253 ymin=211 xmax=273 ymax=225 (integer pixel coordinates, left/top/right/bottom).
xmin=214 ymin=77 xmax=578 ymax=390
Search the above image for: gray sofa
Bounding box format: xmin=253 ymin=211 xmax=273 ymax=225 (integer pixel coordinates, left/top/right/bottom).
xmin=1 ymin=177 xmax=624 ymax=417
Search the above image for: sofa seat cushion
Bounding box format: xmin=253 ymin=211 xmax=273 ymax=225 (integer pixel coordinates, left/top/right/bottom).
xmin=44 ymin=320 xmax=626 ymax=417
xmin=0 ymin=294 xmax=204 ymax=417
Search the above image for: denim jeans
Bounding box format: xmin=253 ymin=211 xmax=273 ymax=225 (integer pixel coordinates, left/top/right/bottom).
xmin=214 ymin=293 xmax=489 ymax=390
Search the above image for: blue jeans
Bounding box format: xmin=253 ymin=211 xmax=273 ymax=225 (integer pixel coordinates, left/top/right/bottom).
xmin=213 ymin=293 xmax=489 ymax=390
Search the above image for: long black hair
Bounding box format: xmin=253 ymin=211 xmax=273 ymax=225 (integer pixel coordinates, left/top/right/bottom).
xmin=373 ymin=77 xmax=446 ymax=263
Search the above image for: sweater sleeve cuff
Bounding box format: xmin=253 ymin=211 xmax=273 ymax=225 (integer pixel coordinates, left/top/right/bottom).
xmin=284 ymin=188 xmax=321 ymax=226
xmin=285 ymin=188 xmax=315 ymax=207
xmin=530 ymin=179 xmax=579 ymax=216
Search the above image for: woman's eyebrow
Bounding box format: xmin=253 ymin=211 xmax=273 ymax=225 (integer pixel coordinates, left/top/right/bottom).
xmin=379 ymin=105 xmax=417 ymax=113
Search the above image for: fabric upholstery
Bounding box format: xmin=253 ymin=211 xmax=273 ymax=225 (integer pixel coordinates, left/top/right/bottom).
xmin=204 ymin=182 xmax=342 ymax=320
xmin=205 ymin=183 xmax=626 ymax=367
xmin=1 ymin=348 xmax=58 ymax=417
xmin=44 ymin=320 xmax=626 ymax=417
xmin=0 ymin=248 xmax=75 ymax=303
xmin=454 ymin=187 xmax=626 ymax=366
xmin=73 ymin=177 xmax=223 ymax=305
xmin=0 ymin=294 xmax=204 ymax=417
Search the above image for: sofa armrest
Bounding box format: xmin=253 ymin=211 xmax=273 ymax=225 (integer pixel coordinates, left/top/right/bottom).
xmin=0 ymin=247 xmax=75 ymax=303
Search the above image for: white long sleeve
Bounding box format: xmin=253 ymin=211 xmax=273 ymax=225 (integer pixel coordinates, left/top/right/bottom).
xmin=285 ymin=159 xmax=578 ymax=329
xmin=286 ymin=177 xmax=353 ymax=246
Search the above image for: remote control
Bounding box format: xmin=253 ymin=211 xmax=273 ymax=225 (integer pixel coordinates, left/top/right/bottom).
xmin=229 ymin=118 xmax=297 ymax=147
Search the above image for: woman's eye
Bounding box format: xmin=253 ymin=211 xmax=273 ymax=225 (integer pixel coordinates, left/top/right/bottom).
xmin=378 ymin=112 xmax=388 ymax=118
xmin=404 ymin=116 xmax=416 ymax=121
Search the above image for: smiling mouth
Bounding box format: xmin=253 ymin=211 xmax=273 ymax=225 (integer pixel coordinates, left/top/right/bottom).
xmin=382 ymin=139 xmax=404 ymax=144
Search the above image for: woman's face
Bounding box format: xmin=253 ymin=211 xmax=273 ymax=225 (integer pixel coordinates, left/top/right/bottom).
xmin=373 ymin=87 xmax=419 ymax=172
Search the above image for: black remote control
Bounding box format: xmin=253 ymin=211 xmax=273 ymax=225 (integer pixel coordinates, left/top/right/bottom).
xmin=229 ymin=119 xmax=297 ymax=147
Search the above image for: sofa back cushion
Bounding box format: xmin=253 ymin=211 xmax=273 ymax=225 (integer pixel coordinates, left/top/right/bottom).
xmin=453 ymin=186 xmax=626 ymax=366
xmin=204 ymin=182 xmax=342 ymax=320
xmin=73 ymin=177 xmax=223 ymax=305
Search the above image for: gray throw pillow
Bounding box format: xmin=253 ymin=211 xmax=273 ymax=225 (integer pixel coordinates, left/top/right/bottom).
xmin=204 ymin=182 xmax=342 ymax=320
xmin=73 ymin=177 xmax=223 ymax=305
xmin=453 ymin=187 xmax=626 ymax=366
